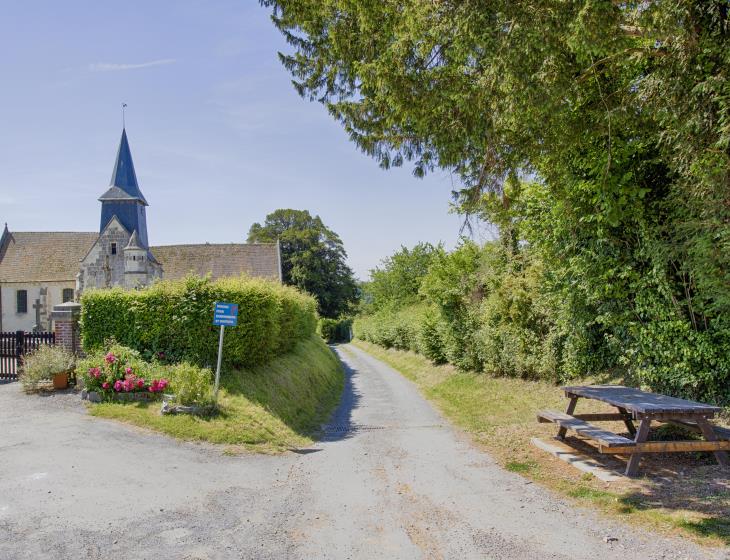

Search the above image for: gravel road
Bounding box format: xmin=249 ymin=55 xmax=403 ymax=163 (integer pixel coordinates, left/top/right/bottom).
xmin=0 ymin=344 xmax=726 ymax=560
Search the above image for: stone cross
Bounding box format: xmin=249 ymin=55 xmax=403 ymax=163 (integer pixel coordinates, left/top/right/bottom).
xmin=32 ymin=299 xmax=42 ymax=332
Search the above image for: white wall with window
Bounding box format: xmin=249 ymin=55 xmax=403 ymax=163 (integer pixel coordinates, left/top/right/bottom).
xmin=0 ymin=281 xmax=75 ymax=332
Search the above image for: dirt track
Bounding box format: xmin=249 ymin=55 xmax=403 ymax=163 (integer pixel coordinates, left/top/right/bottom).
xmin=0 ymin=344 xmax=726 ymax=559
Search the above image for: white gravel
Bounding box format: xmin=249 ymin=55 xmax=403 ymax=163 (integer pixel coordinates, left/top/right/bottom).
xmin=0 ymin=344 xmax=726 ymax=559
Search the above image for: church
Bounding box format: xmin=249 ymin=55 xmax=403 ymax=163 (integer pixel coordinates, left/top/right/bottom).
xmin=0 ymin=128 xmax=282 ymax=332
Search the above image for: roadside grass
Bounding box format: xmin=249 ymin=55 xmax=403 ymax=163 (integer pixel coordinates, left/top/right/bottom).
xmin=90 ymin=335 xmax=344 ymax=453
xmin=352 ymin=339 xmax=730 ymax=547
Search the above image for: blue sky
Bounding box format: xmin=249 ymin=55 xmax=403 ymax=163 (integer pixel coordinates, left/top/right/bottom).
xmin=0 ymin=0 xmax=474 ymax=279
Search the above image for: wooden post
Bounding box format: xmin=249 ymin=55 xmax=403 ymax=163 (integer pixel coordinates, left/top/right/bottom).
xmin=558 ymin=396 xmax=579 ymax=440
xmin=695 ymin=417 xmax=730 ymax=468
xmin=15 ymin=330 xmax=24 ymax=373
xmin=617 ymin=406 xmax=636 ymax=437
xmin=625 ymin=417 xmax=652 ymax=477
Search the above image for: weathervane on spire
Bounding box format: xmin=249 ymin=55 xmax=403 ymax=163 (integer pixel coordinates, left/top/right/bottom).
xmin=122 ymin=103 xmax=128 ymax=128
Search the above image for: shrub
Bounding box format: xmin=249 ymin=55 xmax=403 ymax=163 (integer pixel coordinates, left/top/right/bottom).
xmin=417 ymin=309 xmax=447 ymax=364
xmin=167 ymin=362 xmax=213 ymax=406
xmin=353 ymin=305 xmax=425 ymax=353
xmin=80 ymin=276 xmax=317 ymax=369
xmin=20 ymin=345 xmax=75 ymax=392
xmin=318 ymin=317 xmax=352 ymax=343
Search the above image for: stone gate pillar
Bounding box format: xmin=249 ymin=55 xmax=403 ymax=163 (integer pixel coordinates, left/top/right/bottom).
xmin=51 ymin=301 xmax=82 ymax=355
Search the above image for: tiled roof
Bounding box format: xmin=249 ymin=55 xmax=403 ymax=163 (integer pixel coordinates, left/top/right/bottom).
xmin=0 ymin=230 xmax=281 ymax=284
xmin=151 ymin=243 xmax=280 ymax=282
xmin=0 ymin=231 xmax=97 ymax=283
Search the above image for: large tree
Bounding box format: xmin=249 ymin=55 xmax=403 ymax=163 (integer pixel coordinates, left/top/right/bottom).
xmin=260 ymin=1 xmax=730 ymax=401
xmin=248 ymin=209 xmax=357 ymax=318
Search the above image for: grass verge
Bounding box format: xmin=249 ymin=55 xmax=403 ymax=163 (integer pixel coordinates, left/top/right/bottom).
xmin=352 ymin=339 xmax=730 ymax=547
xmin=90 ymin=335 xmax=344 ymax=453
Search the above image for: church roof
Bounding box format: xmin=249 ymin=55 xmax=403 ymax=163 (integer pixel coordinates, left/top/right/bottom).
xmin=0 ymin=230 xmax=280 ymax=284
xmin=0 ymin=231 xmax=97 ymax=283
xmin=151 ymin=243 xmax=280 ymax=282
xmin=102 ymin=128 xmax=147 ymax=205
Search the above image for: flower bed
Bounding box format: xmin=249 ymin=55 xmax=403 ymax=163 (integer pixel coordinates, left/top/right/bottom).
xmin=81 ymin=348 xmax=168 ymax=401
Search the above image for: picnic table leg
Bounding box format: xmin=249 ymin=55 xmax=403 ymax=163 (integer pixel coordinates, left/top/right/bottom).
xmin=625 ymin=417 xmax=651 ymax=477
xmin=557 ymin=396 xmax=579 ymax=440
xmin=617 ymin=406 xmax=636 ymax=437
xmin=695 ymin=417 xmax=730 ymax=468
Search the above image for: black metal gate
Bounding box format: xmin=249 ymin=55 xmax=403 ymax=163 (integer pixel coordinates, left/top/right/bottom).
xmin=0 ymin=331 xmax=55 ymax=381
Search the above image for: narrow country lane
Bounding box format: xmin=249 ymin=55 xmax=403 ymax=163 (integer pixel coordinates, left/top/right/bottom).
xmin=0 ymin=344 xmax=726 ymax=560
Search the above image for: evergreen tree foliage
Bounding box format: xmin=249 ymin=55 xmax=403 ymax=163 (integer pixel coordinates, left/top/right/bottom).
xmin=248 ymin=209 xmax=358 ymax=318
xmin=263 ymin=1 xmax=730 ymax=403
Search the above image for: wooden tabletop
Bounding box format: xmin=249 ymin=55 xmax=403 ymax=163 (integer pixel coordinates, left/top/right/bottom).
xmin=561 ymin=385 xmax=722 ymax=416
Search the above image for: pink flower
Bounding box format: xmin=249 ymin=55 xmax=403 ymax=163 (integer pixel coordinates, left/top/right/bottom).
xmin=125 ymin=367 xmax=133 ymax=375
xmin=105 ymin=352 xmax=117 ymax=364
xmin=137 ymin=379 xmax=145 ymax=388
xmin=113 ymin=380 xmax=123 ymax=392
xmin=102 ymin=382 xmax=110 ymax=390
xmin=88 ymin=367 xmax=101 ymax=379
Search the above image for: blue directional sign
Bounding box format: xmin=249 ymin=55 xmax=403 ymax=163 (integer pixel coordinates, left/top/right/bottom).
xmin=213 ymin=302 xmax=238 ymax=327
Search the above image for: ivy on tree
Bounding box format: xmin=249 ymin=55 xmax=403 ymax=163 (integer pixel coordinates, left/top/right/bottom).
xmin=248 ymin=209 xmax=358 ymax=318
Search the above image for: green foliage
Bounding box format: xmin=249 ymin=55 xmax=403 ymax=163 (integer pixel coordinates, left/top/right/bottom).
xmin=80 ymin=276 xmax=317 ymax=370
xmin=20 ymin=345 xmax=75 ymax=392
xmin=318 ymin=317 xmax=352 ymax=344
xmin=363 ymin=243 xmax=443 ymax=312
xmin=167 ymin=362 xmax=213 ymax=406
xmin=248 ymin=208 xmax=358 ymax=318
xmin=354 ymin=305 xmax=426 ymax=354
xmin=261 ymin=1 xmax=730 ymax=404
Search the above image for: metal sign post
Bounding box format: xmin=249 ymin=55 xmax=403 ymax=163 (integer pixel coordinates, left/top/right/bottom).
xmin=212 ymin=302 xmax=238 ymax=402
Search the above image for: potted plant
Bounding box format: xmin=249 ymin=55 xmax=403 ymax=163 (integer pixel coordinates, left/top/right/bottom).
xmin=21 ymin=345 xmax=75 ymax=392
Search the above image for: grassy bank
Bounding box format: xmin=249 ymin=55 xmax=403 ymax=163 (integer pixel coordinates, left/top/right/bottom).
xmin=352 ymin=339 xmax=730 ymax=547
xmin=90 ymin=336 xmax=343 ymax=453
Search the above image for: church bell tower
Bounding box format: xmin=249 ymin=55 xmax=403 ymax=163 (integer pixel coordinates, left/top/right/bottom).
xmin=98 ymin=128 xmax=151 ymax=247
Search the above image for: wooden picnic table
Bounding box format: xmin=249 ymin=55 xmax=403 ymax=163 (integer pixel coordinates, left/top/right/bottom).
xmin=537 ymin=385 xmax=730 ymax=476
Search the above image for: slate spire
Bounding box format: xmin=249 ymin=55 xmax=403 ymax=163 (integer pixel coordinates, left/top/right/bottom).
xmin=98 ymin=128 xmax=151 ymax=249
xmin=101 ymin=128 xmax=148 ymax=204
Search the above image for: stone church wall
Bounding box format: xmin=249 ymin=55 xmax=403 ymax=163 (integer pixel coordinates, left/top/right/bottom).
xmin=78 ymin=219 xmax=130 ymax=292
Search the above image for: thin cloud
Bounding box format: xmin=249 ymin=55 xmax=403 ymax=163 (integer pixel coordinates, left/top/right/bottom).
xmin=89 ymin=59 xmax=176 ymax=72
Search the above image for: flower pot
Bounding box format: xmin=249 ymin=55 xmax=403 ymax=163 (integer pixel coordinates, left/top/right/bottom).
xmin=53 ymin=371 xmax=69 ymax=390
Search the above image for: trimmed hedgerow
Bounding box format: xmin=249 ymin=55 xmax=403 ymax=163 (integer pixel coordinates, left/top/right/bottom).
xmin=80 ymin=276 xmax=317 ymax=369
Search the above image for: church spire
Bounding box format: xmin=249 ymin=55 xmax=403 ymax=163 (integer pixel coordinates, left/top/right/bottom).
xmin=104 ymin=128 xmax=148 ymax=204
xmin=97 ymin=127 xmax=151 ymax=249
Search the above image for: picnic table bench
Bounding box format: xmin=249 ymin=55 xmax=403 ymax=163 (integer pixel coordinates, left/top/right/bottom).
xmin=537 ymin=385 xmax=730 ymax=476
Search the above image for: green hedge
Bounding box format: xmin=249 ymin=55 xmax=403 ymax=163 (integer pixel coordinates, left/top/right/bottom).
xmin=318 ymin=317 xmax=353 ymax=343
xmin=80 ymin=276 xmax=317 ymax=369
xmin=354 ymin=305 xmax=428 ymax=354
